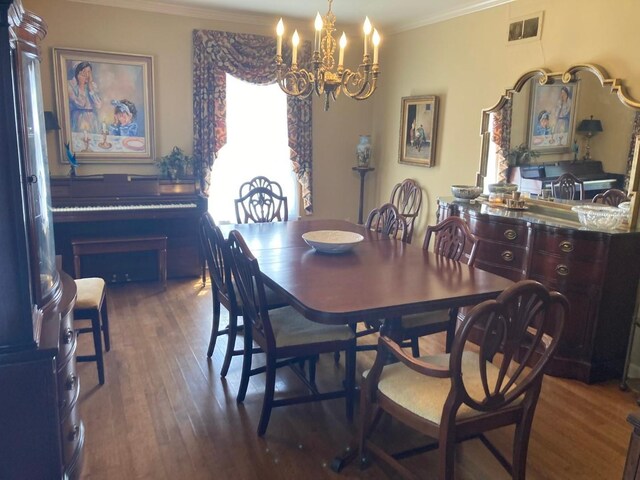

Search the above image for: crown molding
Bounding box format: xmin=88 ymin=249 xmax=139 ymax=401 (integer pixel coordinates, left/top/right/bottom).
xmin=389 ymin=0 xmax=514 ymax=34
xmin=67 ymin=0 xmax=276 ymax=26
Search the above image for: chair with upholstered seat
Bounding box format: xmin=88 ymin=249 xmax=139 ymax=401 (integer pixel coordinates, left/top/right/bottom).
xmin=358 ymin=280 xmax=568 ymax=479
xmin=199 ymin=212 xmax=286 ymax=377
xmin=234 ymin=176 xmax=288 ymax=224
xmin=74 ymin=277 xmax=110 ymax=385
xmin=592 ymin=188 xmax=629 ymax=206
xmin=389 ymin=179 xmax=423 ymax=243
xmin=365 ymin=203 xmax=409 ymax=242
xmin=551 ymin=172 xmax=584 ymax=200
xmin=228 ymin=229 xmax=356 ymax=436
xmin=398 ymin=216 xmax=479 ymax=357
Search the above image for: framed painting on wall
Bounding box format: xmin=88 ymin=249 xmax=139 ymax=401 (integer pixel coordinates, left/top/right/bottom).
xmin=53 ymin=48 xmax=155 ymax=163
xmin=398 ymin=95 xmax=439 ymax=167
xmin=528 ymin=81 xmax=578 ymax=154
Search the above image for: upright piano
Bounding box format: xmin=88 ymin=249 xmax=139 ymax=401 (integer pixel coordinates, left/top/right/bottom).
xmin=509 ymin=160 xmax=624 ymax=198
xmin=51 ymin=174 xmax=207 ymax=282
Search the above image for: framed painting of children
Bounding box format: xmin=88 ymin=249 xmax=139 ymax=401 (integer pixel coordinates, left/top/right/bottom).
xmin=527 ymin=81 xmax=578 ymax=154
xmin=53 ymin=48 xmax=155 ymax=163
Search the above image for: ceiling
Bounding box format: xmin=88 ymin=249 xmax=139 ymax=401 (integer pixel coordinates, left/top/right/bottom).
xmin=72 ymin=0 xmax=514 ymax=33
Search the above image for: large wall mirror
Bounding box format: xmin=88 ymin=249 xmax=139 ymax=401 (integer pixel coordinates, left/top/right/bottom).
xmin=477 ymin=64 xmax=640 ymax=230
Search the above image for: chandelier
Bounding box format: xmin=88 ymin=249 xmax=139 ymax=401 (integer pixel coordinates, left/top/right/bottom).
xmin=275 ymin=0 xmax=380 ymax=111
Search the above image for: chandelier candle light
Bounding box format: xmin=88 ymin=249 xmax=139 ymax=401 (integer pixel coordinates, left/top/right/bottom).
xmin=275 ymin=0 xmax=380 ymax=111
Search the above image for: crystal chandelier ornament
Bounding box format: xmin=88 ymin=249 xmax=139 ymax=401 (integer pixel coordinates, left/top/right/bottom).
xmin=275 ymin=0 xmax=380 ymax=111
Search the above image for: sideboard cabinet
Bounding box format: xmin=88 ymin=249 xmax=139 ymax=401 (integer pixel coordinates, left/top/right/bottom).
xmin=0 ymin=1 xmax=84 ymax=478
xmin=439 ymin=198 xmax=640 ymax=383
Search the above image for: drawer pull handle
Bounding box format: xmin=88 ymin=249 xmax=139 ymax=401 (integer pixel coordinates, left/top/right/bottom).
xmin=63 ymin=327 xmax=74 ymax=344
xmin=68 ymin=424 xmax=79 ymax=442
xmin=559 ymin=241 xmax=574 ymax=253
xmin=65 ymin=374 xmax=77 ymax=391
xmin=504 ymin=229 xmax=518 ymax=241
xmin=556 ymin=264 xmax=570 ymax=276
xmin=501 ymin=250 xmax=514 ymax=262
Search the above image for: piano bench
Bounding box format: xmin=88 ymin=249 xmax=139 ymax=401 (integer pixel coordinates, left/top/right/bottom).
xmin=72 ymin=235 xmax=168 ymax=288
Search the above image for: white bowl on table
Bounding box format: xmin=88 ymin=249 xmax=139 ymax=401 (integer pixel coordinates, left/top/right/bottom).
xmin=571 ymin=205 xmax=626 ymax=230
xmin=302 ymin=230 xmax=364 ymax=254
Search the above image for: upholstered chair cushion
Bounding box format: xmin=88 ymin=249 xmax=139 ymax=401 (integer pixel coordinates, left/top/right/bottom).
xmin=400 ymin=309 xmax=448 ymax=329
xmin=269 ymin=306 xmax=355 ymax=347
xmin=74 ymin=277 xmax=106 ymax=310
xmin=365 ymin=351 xmax=520 ymax=425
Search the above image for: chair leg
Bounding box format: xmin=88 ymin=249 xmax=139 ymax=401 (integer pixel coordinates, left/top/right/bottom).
xmin=207 ymin=295 xmax=222 ymax=358
xmin=236 ymin=328 xmax=253 ymax=403
xmin=345 ymin=342 xmax=356 ymax=421
xmin=438 ymin=426 xmax=456 ymax=480
xmin=220 ymin=312 xmax=238 ymax=378
xmin=101 ymin=297 xmax=110 ymax=352
xmin=308 ymin=355 xmax=317 ymax=385
xmin=410 ymin=336 xmax=420 ymax=357
xmin=257 ymin=354 xmax=277 ymax=436
xmin=512 ymin=397 xmax=538 ymax=480
xmin=445 ymin=308 xmax=458 ymax=354
xmin=90 ymin=311 xmax=105 ymax=385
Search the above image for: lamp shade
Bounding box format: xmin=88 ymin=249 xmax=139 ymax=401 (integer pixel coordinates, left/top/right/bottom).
xmin=43 ymin=111 xmax=60 ymax=131
xmin=577 ymin=115 xmax=603 ymax=134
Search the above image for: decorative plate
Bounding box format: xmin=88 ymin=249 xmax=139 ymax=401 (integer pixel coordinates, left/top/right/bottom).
xmin=301 ymin=230 xmax=364 ymax=254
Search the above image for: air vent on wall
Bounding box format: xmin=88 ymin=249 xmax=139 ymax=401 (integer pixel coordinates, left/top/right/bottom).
xmin=507 ymin=11 xmax=543 ymax=44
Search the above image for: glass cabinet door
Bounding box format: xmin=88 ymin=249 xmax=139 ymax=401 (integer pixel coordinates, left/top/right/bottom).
xmin=20 ymin=49 xmax=58 ymax=305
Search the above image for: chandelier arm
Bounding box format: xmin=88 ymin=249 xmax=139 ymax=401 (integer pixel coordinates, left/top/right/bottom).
xmin=340 ymin=66 xmax=379 ymax=100
xmin=276 ymin=65 xmax=315 ymax=98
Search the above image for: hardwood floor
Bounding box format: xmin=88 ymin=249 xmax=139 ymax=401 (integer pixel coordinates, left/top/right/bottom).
xmin=75 ymin=278 xmax=637 ymax=479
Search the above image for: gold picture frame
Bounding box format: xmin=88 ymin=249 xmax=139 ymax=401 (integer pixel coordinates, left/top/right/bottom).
xmin=398 ymin=95 xmax=439 ymax=167
xmin=53 ymin=47 xmax=155 ymax=164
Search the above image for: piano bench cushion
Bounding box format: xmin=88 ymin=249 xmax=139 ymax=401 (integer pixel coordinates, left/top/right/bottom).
xmin=74 ymin=277 xmax=106 ymax=310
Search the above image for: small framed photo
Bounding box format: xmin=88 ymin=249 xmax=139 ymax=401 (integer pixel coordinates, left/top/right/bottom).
xmin=53 ymin=47 xmax=155 ymax=164
xmin=528 ymin=81 xmax=579 ymax=154
xmin=398 ymin=95 xmax=439 ymax=167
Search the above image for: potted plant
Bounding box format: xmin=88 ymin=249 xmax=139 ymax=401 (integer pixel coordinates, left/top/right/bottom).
xmin=501 ymin=143 xmax=540 ymax=167
xmin=155 ymin=146 xmax=195 ymax=181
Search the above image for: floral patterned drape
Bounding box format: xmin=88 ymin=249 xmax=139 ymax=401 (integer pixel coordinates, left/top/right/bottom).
xmin=624 ymin=111 xmax=640 ymax=191
xmin=192 ymin=30 xmax=314 ymax=213
xmin=492 ymin=100 xmax=512 ymax=182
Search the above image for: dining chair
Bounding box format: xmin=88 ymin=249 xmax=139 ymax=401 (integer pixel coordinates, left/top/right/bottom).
xmin=551 ymin=172 xmax=584 ymax=200
xmin=234 ymin=175 xmax=288 ymax=223
xmin=365 ymin=202 xmax=409 ymax=242
xmin=398 ymin=216 xmax=479 ymax=357
xmin=352 ymin=203 xmax=410 ymax=351
xmin=592 ymin=188 xmax=629 ymax=206
xmin=389 ymin=179 xmax=423 ymax=243
xmin=358 ymin=280 xmax=568 ymax=480
xmin=227 ymin=229 xmax=356 ymax=436
xmin=199 ymin=213 xmax=286 ymax=377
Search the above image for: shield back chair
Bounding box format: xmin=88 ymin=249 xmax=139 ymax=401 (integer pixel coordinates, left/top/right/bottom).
xmin=592 ymin=188 xmax=629 ymax=206
xmin=359 ymin=280 xmax=568 ymax=480
xmin=228 ymin=230 xmax=356 ymax=436
xmin=551 ymin=172 xmax=584 ymax=200
xmin=234 ymin=176 xmax=288 ymax=224
xmin=352 ymin=203 xmax=410 ymax=352
xmin=365 ymin=203 xmax=409 ymax=243
xmin=398 ymin=216 xmax=479 ymax=357
xmin=199 ymin=213 xmax=286 ymax=377
xmin=74 ymin=277 xmax=110 ymax=385
xmin=390 ymin=179 xmax=423 ymax=243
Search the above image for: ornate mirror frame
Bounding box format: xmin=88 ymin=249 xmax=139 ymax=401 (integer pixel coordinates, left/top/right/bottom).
xmin=477 ymin=64 xmax=640 ymax=230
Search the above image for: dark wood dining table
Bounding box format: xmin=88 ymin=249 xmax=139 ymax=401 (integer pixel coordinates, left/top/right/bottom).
xmin=218 ymin=219 xmax=514 ymax=328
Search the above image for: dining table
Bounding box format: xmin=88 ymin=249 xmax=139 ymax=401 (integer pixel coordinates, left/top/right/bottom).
xmin=218 ymin=219 xmax=514 ymax=329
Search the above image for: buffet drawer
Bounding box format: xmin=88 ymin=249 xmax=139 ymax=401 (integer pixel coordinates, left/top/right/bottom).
xmin=58 ymin=310 xmax=77 ymax=364
xmin=468 ymin=218 xmax=529 ymax=245
xmin=476 ymin=241 xmax=527 ymax=269
xmin=529 ymin=252 xmax=605 ymax=286
xmin=57 ymin=355 xmax=80 ymax=416
xmin=533 ymin=232 xmax=607 ymax=260
xmin=61 ymin=408 xmax=84 ymax=467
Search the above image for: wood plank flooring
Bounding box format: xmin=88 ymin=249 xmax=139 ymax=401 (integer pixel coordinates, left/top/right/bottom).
xmin=74 ymin=278 xmax=637 ymax=479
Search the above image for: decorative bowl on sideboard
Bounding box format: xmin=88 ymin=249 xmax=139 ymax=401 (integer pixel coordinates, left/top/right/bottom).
xmin=571 ymin=205 xmax=626 ymax=230
xmin=451 ymin=185 xmax=482 ymax=201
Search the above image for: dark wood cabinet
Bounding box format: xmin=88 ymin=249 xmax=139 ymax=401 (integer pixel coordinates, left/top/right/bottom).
xmin=439 ymin=198 xmax=640 ymax=383
xmin=0 ymin=1 xmax=83 ymax=478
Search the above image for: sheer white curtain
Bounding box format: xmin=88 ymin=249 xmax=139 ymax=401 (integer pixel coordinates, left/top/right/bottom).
xmin=208 ymin=74 xmax=299 ymax=223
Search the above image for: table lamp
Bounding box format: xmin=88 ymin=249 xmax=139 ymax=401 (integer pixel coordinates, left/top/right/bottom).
xmin=577 ymin=115 xmax=603 ymax=161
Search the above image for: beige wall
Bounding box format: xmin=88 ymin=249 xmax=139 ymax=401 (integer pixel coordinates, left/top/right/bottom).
xmin=25 ymin=0 xmax=373 ymax=221
xmin=370 ymin=0 xmax=640 ymax=238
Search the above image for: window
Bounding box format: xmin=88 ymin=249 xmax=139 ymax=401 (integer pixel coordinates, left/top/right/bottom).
xmin=208 ymin=74 xmax=298 ymax=223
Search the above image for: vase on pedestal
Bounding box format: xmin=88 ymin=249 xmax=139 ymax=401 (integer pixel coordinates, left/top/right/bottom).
xmin=356 ymin=135 xmax=372 ymax=167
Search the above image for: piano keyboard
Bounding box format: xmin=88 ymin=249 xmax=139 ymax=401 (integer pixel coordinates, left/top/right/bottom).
xmin=51 ymin=203 xmax=197 ymax=213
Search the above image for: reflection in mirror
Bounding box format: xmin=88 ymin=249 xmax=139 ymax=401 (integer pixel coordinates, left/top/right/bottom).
xmin=477 ymin=64 xmax=640 ymax=229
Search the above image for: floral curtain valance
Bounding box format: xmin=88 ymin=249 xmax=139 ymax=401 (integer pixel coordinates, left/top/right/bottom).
xmin=192 ymin=29 xmax=313 ymax=213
